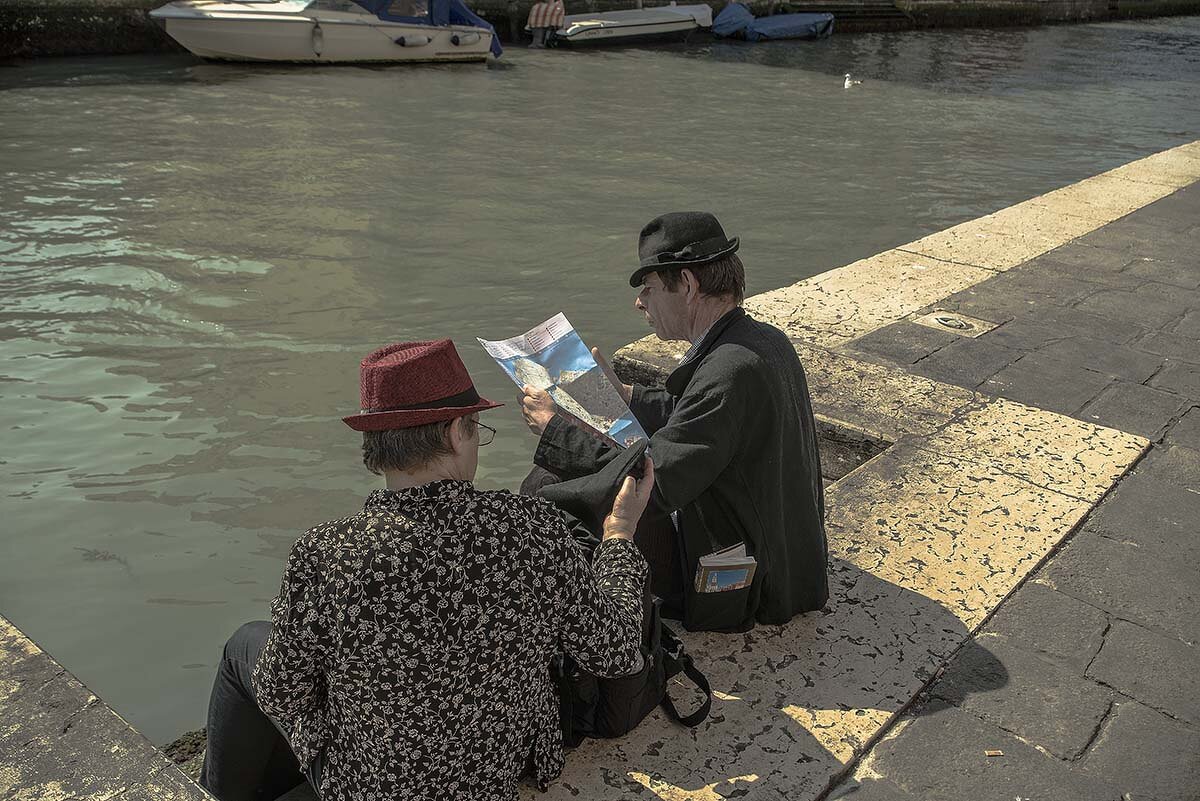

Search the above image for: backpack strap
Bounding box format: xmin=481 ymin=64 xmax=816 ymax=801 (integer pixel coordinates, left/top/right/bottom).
xmin=658 ymin=624 xmax=712 ymax=728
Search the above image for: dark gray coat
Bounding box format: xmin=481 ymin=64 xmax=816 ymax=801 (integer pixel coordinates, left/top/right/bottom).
xmin=534 ymin=308 xmax=827 ymax=631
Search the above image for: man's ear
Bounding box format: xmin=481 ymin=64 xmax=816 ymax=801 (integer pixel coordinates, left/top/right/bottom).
xmin=680 ymin=268 xmax=700 ymax=300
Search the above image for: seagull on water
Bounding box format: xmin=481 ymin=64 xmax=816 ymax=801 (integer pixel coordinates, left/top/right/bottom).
xmin=843 ymin=73 xmax=862 ymax=89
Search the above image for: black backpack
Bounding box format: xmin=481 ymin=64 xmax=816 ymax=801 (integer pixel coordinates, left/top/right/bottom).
xmin=527 ymin=442 xmax=712 ymax=744
xmin=552 ymin=589 xmax=711 ymax=747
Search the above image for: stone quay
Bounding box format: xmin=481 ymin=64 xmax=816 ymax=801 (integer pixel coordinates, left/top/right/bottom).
xmin=3 ymin=140 xmax=1198 ymax=801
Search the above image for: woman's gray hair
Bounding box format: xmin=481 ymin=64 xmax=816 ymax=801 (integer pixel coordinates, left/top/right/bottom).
xmin=362 ymin=416 xmax=477 ymax=474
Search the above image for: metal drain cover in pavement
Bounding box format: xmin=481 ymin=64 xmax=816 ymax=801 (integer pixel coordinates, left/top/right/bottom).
xmin=912 ymin=310 xmax=999 ymax=338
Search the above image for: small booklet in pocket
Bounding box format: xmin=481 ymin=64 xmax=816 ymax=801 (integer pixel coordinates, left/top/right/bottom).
xmin=694 ymin=542 xmax=757 ymax=593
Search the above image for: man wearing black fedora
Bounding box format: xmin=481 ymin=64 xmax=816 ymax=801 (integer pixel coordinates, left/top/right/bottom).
xmin=521 ymin=211 xmax=827 ymax=633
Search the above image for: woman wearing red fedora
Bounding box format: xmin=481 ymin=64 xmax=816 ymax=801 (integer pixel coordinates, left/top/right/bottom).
xmin=199 ymin=339 xmax=654 ymax=801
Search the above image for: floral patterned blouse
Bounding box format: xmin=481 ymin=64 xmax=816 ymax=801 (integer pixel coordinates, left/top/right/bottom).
xmin=252 ymin=481 xmax=648 ymax=801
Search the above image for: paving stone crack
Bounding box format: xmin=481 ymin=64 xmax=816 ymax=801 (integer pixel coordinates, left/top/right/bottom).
xmin=1072 ymin=698 xmax=1117 ymax=761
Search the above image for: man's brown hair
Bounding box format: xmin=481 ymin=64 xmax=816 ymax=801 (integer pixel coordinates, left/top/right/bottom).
xmin=657 ymin=253 xmax=745 ymax=304
xmin=362 ymin=416 xmax=477 ymax=474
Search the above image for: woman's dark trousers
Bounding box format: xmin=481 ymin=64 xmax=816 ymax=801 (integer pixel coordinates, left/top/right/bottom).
xmin=199 ymin=620 xmax=316 ymax=801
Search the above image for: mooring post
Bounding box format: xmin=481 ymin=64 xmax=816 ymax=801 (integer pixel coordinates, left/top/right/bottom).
xmin=506 ymin=0 xmax=519 ymax=42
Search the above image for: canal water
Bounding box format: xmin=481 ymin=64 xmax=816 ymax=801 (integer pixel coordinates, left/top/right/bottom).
xmin=2 ymin=16 xmax=1198 ymax=743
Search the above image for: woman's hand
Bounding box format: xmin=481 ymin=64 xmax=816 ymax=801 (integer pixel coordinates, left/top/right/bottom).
xmin=602 ymin=456 xmax=654 ymax=541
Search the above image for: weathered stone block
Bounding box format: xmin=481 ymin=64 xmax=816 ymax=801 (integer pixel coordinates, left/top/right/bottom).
xmin=856 ymin=702 xmax=1119 ymax=801
xmin=1165 ymin=406 xmax=1200 ymax=449
xmin=829 ymin=439 xmax=1095 ymax=631
xmin=1173 ymin=309 xmax=1200 ymax=339
xmin=1077 ymin=699 xmax=1200 ymax=801
xmin=1035 ymin=336 xmax=1163 ymax=383
xmin=845 ymin=321 xmax=961 ymax=367
xmin=830 ymin=776 xmax=920 ymax=801
xmin=927 ymin=633 xmax=1115 ymax=760
xmin=1133 ymin=329 xmax=1200 ymax=363
xmin=1134 ymin=443 xmax=1200 ymax=493
xmin=745 ymin=249 xmax=993 ymax=349
xmin=908 ymin=338 xmax=1018 ymax=388
xmin=983 ymin=582 xmax=1110 ymax=674
xmin=982 ymin=351 xmax=1113 ymax=416
xmin=978 ymin=317 xmax=1070 ymax=351
xmin=1032 ymin=241 xmax=1135 ymax=275
xmin=1150 ymin=359 xmax=1200 ymax=400
xmin=1079 ymin=380 xmax=1187 ymax=439
xmin=1084 ymin=471 xmax=1200 ymax=565
xmin=913 ymin=398 xmax=1146 ymax=503
xmin=1086 ymin=620 xmax=1199 ymax=726
xmin=1120 ymin=255 xmax=1200 ymax=290
xmin=1041 ymin=532 xmax=1199 ymax=645
xmin=1074 ymin=287 xmax=1190 ymax=330
xmin=970 ymin=266 xmax=1102 ymax=306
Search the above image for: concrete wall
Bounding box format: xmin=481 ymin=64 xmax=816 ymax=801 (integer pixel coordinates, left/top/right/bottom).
xmin=3 ymin=0 xmax=1199 ymax=59
xmin=1 ymin=0 xmax=181 ymax=59
xmin=900 ymin=0 xmax=1200 ymax=27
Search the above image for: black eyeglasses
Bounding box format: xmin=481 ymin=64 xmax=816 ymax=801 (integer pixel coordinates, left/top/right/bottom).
xmin=477 ymin=422 xmax=496 ymax=447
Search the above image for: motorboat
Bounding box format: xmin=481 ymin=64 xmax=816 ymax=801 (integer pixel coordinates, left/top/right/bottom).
xmin=551 ymin=2 xmax=712 ymax=46
xmin=149 ymin=0 xmax=501 ymax=62
xmin=712 ymin=2 xmax=833 ymax=40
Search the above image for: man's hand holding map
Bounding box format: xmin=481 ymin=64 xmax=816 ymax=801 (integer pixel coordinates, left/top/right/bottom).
xmin=478 ymin=314 xmax=649 ymax=448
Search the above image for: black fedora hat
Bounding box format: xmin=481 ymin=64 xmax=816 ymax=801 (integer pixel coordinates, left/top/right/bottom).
xmin=630 ymin=211 xmax=740 ymax=287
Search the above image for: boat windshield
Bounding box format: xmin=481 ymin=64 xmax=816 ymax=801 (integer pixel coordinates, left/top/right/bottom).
xmin=305 ymin=0 xmax=428 ymax=15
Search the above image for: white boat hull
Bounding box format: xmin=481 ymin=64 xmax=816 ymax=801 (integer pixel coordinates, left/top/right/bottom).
xmin=553 ymin=4 xmax=712 ymax=45
xmin=151 ymin=3 xmax=494 ymax=62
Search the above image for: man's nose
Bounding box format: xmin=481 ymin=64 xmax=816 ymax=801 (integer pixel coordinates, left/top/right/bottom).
xmin=634 ymin=295 xmax=644 ymax=311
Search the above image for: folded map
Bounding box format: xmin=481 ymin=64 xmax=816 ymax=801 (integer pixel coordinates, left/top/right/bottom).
xmin=478 ymin=313 xmax=650 ymax=448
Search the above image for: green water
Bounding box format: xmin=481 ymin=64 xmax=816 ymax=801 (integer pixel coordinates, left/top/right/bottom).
xmin=1 ymin=17 xmax=1198 ymax=742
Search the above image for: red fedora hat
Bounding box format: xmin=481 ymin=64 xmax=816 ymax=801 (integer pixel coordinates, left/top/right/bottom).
xmin=342 ymin=339 xmax=502 ymax=432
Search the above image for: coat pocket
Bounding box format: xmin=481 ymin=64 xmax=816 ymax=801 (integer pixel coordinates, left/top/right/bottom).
xmin=682 ymin=582 xmax=753 ymax=633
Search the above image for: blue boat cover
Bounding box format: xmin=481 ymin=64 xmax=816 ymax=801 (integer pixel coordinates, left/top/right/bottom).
xmin=352 ymin=0 xmax=503 ymax=55
xmin=712 ymin=3 xmax=833 ymax=41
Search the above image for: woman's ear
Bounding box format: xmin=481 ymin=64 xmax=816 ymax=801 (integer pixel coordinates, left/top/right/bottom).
xmin=447 ymin=417 xmax=467 ymax=454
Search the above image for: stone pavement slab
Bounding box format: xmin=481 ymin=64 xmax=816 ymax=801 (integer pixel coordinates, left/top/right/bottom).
xmin=1087 ymin=619 xmax=1198 ymax=727
xmin=1173 ymin=309 xmax=1200 ymax=339
xmin=1076 ymin=699 xmax=1200 ymax=801
xmin=1134 ymin=329 xmax=1200 ymax=362
xmin=0 ymin=617 xmax=210 ymax=801
xmin=1036 ymin=336 xmax=1164 ymax=383
xmin=844 ymin=701 xmax=1121 ymax=801
xmin=979 ymin=316 xmax=1073 ymax=352
xmin=1122 ymin=254 xmax=1200 ymax=290
xmin=1135 ymin=443 xmax=1200 ymax=491
xmin=925 ymin=633 xmax=1114 ymax=761
xmin=1075 ymin=281 xmax=1195 ymax=329
xmin=1078 ymin=380 xmax=1190 ymax=439
xmin=1150 ymin=359 xmax=1200 ymax=398
xmin=907 ymin=337 xmax=1018 ymax=387
xmin=1164 ymin=406 xmax=1200 ymax=448
xmin=1041 ymin=531 xmax=1200 ymax=646
xmin=843 ymin=320 xmax=960 ymax=367
xmin=981 ymin=351 xmax=1113 ymax=416
xmin=1084 ymin=470 xmax=1200 ymax=559
xmin=909 ymin=398 xmax=1145 ymax=502
xmin=979 ymin=582 xmax=1109 ymax=675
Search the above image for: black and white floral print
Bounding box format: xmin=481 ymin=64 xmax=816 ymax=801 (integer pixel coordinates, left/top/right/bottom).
xmin=252 ymin=480 xmax=647 ymax=801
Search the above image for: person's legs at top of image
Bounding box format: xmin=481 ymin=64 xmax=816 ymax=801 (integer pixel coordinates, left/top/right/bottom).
xmin=199 ymin=621 xmax=306 ymax=801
